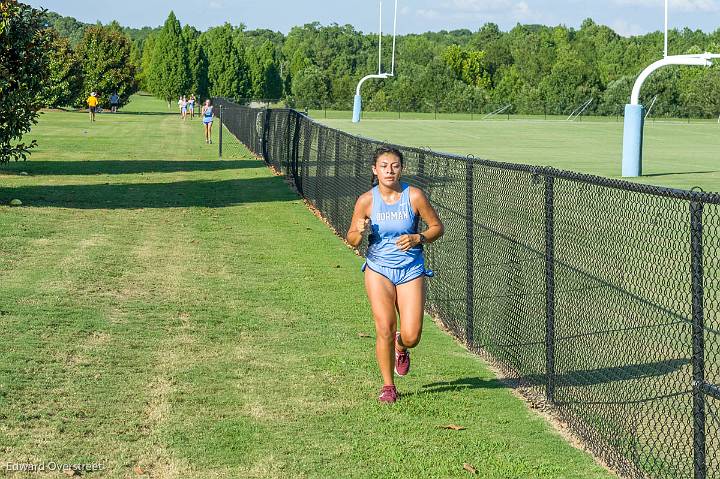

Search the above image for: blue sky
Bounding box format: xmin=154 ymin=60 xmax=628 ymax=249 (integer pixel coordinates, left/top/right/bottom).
xmin=27 ymin=0 xmax=720 ymax=37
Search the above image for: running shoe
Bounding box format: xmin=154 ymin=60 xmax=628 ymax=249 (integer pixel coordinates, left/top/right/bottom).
xmin=395 ymin=332 xmax=410 ymax=376
xmin=378 ymin=385 xmax=398 ymax=403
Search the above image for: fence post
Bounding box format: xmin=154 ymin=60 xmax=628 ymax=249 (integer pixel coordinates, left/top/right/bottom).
xmin=301 ymin=120 xmax=311 ymax=197
xmin=292 ymin=112 xmax=303 ymax=194
xmin=465 ymin=156 xmax=474 ymax=346
xmin=285 ymin=111 xmax=293 ymax=176
xmin=218 ymin=105 xmax=223 ymax=159
xmin=545 ymin=174 xmax=556 ymax=403
xmin=316 ymin=128 xmax=325 ymax=212
xmin=262 ymin=109 xmax=272 ymax=162
xmin=334 ymin=133 xmax=341 ymax=222
xmin=354 ymin=136 xmax=364 ymax=187
xmin=690 ymin=200 xmax=707 ymax=479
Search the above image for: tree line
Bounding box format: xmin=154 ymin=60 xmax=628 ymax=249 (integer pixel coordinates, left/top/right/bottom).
xmin=4 ymin=2 xmax=718 ymax=164
xmin=41 ymin=11 xmax=720 ymax=119
xmin=19 ymin=5 xmax=720 ymax=117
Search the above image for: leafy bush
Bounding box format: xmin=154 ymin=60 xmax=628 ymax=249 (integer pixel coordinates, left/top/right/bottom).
xmin=0 ymin=0 xmax=51 ymax=163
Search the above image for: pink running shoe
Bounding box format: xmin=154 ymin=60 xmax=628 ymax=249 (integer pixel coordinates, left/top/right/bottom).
xmin=395 ymin=332 xmax=410 ymax=376
xmin=378 ymin=385 xmax=398 ymax=403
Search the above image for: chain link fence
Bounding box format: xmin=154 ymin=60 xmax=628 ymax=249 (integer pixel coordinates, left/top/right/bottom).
xmin=214 ymin=97 xmax=720 ymax=479
xmin=212 ymin=103 xmax=253 ymax=160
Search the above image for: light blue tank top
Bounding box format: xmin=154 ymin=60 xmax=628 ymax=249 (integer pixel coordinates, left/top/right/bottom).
xmin=204 ymin=106 xmax=213 ymax=117
xmin=366 ymin=183 xmax=422 ymax=268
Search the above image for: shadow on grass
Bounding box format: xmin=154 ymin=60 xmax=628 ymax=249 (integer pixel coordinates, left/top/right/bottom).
xmin=406 ymin=377 xmax=507 ymax=396
xmin=0 ymin=176 xmax=297 ymax=209
xmin=44 ymin=108 xmax=180 ymax=116
xmin=507 ymin=358 xmax=690 ymax=393
xmin=0 ymin=160 xmax=260 ymax=176
xmin=411 ymin=358 xmax=689 ymax=398
xmin=115 ymin=111 xmax=181 ymax=116
xmin=642 ymin=170 xmax=717 ymax=178
xmin=554 ymin=358 xmax=690 ymax=387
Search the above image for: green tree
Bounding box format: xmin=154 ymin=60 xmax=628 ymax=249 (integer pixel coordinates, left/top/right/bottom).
xmin=540 ymin=48 xmax=601 ymax=115
xmin=0 ymin=1 xmax=52 ymax=163
xmin=247 ymin=40 xmax=282 ymax=100
xmin=444 ymin=81 xmax=475 ymax=114
xmin=331 ymin=74 xmax=355 ymax=110
xmin=598 ymin=75 xmax=634 ymax=116
xmin=291 ymin=65 xmax=329 ymax=109
xmin=367 ymin=89 xmax=390 ymax=111
xmin=201 ymin=24 xmax=250 ymax=99
xmin=443 ymin=45 xmax=491 ymax=89
xmin=183 ymin=25 xmax=208 ymax=98
xmin=41 ymin=10 xmax=86 ymax=46
xmin=139 ymin=33 xmax=156 ymax=91
xmin=147 ymin=12 xmax=190 ymax=101
xmin=129 ymin=39 xmax=142 ymax=88
xmin=492 ymin=64 xmax=523 ymax=112
xmin=387 ymin=65 xmax=425 ymax=112
xmin=41 ymin=30 xmax=83 ymax=107
xmin=75 ymin=25 xmax=137 ymax=108
xmin=679 ymin=61 xmax=720 ymax=118
xmin=641 ymin=67 xmax=682 ymax=117
xmin=420 ymin=59 xmax=455 ymax=113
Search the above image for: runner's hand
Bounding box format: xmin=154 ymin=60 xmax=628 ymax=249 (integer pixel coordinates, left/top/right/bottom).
xmin=396 ymin=234 xmax=419 ymax=251
xmin=355 ymin=218 xmax=371 ymax=235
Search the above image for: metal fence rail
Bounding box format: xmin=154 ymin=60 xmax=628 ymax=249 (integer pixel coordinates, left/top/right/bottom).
xmin=214 ymin=97 xmax=720 ymax=479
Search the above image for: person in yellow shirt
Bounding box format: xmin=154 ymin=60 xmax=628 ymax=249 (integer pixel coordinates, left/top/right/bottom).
xmin=87 ymin=92 xmax=99 ymax=122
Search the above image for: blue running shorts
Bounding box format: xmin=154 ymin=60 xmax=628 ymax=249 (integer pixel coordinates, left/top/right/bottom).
xmin=362 ymin=257 xmax=434 ymax=286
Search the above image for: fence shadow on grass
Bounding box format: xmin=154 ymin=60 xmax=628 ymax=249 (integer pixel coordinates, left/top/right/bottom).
xmin=410 ymin=377 xmax=507 ymax=396
xmin=556 ymin=358 xmax=690 ymax=387
xmin=114 ymin=111 xmax=179 ymax=116
xmin=0 ymin=160 xmax=260 ymax=176
xmin=642 ymin=170 xmax=718 ymax=178
xmin=0 ymin=176 xmax=297 ymax=209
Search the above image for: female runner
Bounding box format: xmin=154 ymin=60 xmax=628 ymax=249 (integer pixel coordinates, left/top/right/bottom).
xmin=201 ymin=99 xmax=214 ymax=144
xmin=347 ymin=146 xmax=444 ymax=403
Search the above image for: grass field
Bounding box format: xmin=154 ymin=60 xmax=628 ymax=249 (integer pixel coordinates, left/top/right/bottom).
xmin=312 ymin=111 xmax=720 ymax=192
xmin=0 ymin=95 xmax=615 ymax=478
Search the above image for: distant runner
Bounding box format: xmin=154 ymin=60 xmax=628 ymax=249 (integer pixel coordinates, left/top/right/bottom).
xmin=87 ymin=92 xmax=99 ymax=122
xmin=109 ymin=92 xmax=120 ymax=113
xmin=179 ymin=96 xmax=188 ymax=121
xmin=202 ymin=99 xmax=214 ymax=144
xmin=188 ymin=94 xmax=196 ymax=119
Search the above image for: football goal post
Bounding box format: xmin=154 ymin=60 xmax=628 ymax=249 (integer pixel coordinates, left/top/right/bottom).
xmin=352 ymin=0 xmax=398 ymax=123
xmin=622 ymin=0 xmax=719 ymax=177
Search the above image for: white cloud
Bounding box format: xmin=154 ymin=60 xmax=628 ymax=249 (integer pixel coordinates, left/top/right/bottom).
xmin=419 ymin=0 xmax=540 ymax=23
xmin=612 ymin=0 xmax=719 ymax=12
xmin=416 ymin=9 xmax=441 ymax=19
xmin=514 ymin=1 xmax=530 ymax=15
xmin=610 ymin=19 xmax=645 ymax=36
xmin=442 ymin=0 xmax=532 ymax=14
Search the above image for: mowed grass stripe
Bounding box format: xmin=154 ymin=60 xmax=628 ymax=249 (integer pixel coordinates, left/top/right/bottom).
xmin=0 ymin=95 xmax=613 ymax=478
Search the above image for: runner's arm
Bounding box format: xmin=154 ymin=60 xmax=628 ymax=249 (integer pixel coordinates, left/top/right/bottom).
xmin=396 ymin=188 xmax=444 ymax=251
xmin=346 ymin=192 xmax=372 ymax=247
